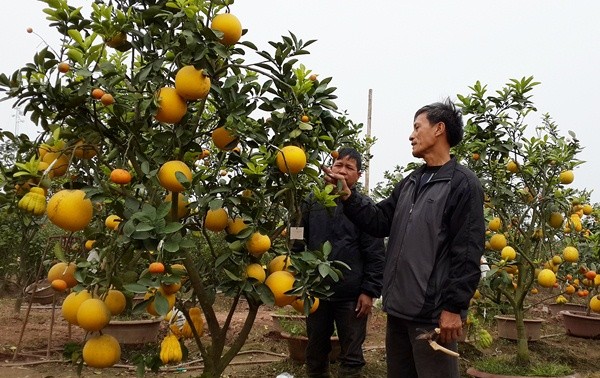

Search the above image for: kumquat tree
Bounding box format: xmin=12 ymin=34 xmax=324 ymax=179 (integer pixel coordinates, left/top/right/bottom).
xmin=453 ymin=77 xmax=600 ymax=365
xmin=0 ymin=0 xmax=368 ymax=376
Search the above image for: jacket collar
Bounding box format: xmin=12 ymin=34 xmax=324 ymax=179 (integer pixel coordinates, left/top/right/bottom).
xmin=412 ymin=155 xmax=457 ymax=181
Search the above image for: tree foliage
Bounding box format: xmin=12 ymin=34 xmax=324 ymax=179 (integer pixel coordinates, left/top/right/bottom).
xmin=0 ymin=0 xmax=369 ymax=375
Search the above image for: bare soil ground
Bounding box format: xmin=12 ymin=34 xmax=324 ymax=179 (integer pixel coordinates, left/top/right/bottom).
xmin=1 ymin=294 xmax=600 ymax=378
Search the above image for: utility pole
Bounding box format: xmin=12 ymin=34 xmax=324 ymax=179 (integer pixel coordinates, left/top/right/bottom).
xmin=12 ymin=107 xmax=24 ymax=135
xmin=364 ymin=89 xmax=373 ymax=193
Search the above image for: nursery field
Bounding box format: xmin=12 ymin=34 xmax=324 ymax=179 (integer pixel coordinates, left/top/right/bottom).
xmin=1 ymin=295 xmax=600 ymax=378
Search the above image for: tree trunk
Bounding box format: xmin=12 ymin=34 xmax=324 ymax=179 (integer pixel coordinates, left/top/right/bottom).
xmin=514 ymin=308 xmax=530 ymax=364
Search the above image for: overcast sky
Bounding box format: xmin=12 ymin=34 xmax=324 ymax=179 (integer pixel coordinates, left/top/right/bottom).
xmin=2 ymin=1 xmax=600 ymax=203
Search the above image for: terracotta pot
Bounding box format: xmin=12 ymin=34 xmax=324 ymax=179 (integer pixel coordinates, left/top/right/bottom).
xmin=280 ymin=332 xmax=341 ymax=363
xmin=547 ymin=303 xmax=586 ymax=316
xmin=466 ymin=367 xmax=581 ymax=378
xmin=560 ymin=310 xmax=600 ymax=339
xmin=270 ymin=313 xmax=306 ymax=334
xmin=24 ymin=279 xmax=55 ymax=305
xmin=494 ymin=315 xmax=544 ymax=341
xmin=102 ymin=318 xmax=162 ymax=344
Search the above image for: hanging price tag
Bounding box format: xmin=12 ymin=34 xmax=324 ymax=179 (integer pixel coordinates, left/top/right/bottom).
xmin=289 ymin=227 xmax=304 ymax=240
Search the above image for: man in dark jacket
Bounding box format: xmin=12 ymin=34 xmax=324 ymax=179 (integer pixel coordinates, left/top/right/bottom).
xmin=295 ymin=147 xmax=385 ymax=378
xmin=323 ymin=100 xmax=485 ymax=378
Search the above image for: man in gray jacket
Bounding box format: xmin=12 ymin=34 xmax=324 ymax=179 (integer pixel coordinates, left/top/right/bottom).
xmin=323 ymin=100 xmax=485 ymax=378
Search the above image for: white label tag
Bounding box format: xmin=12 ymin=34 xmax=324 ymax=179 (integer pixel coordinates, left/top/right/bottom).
xmin=289 ymin=227 xmax=304 ymax=240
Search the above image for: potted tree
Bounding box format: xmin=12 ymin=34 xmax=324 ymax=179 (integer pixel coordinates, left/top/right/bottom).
xmin=1 ymin=0 xmax=368 ymax=376
xmin=454 ymin=77 xmax=598 ymax=375
xmin=271 ymin=304 xmax=341 ymax=363
xmin=559 ymin=261 xmax=600 ymax=338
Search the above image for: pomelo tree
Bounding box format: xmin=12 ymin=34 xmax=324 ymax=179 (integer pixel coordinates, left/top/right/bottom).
xmin=453 ymin=77 xmax=599 ymax=365
xmin=0 ymin=0 xmax=366 ymax=376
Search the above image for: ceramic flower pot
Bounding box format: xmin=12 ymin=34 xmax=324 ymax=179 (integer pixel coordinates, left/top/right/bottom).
xmin=560 ymin=310 xmax=600 ymax=339
xmin=280 ymin=332 xmax=341 ymax=363
xmin=494 ymin=315 xmax=544 ymax=341
xmin=466 ymin=367 xmax=581 ymax=378
xmin=102 ymin=317 xmax=162 ymax=344
xmin=24 ymin=279 xmax=55 ymax=305
xmin=547 ymin=303 xmax=586 ymax=316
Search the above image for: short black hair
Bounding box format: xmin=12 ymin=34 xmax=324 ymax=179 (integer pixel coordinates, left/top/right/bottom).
xmin=337 ymin=147 xmax=362 ymax=172
xmin=414 ymin=98 xmax=464 ymax=147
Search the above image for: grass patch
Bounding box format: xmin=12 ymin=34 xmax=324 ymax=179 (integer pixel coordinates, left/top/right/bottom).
xmin=474 ymin=355 xmax=573 ymax=376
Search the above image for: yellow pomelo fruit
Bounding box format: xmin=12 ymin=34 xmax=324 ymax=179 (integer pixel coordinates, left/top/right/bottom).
xmin=268 ymin=255 xmax=293 ymax=274
xmin=47 ymin=261 xmax=78 ymax=288
xmin=83 ymin=334 xmax=121 ymax=368
xmin=501 ymin=246 xmax=516 ymax=261
xmin=246 ymin=232 xmax=271 ymax=257
xmin=175 ymin=65 xmax=211 ymax=100
xmin=73 ymin=140 xmax=97 ymax=159
xmin=105 ymin=214 xmax=122 ymax=230
xmin=158 ymin=160 xmax=192 ymax=192
xmin=582 ymin=204 xmax=593 ymax=215
xmin=204 ymin=208 xmax=228 ymax=232
xmin=506 ymin=160 xmax=519 ymax=173
xmin=47 ymin=189 xmax=93 ymax=232
xmin=548 ymin=212 xmax=564 ymax=229
xmin=61 ymin=290 xmax=92 ymax=325
xmin=562 ymin=246 xmax=579 ymax=263
xmin=570 ymin=214 xmax=582 ymax=232
xmin=489 ymin=233 xmax=507 ymax=251
xmin=291 ymin=297 xmax=319 ymax=314
xmin=226 ymin=217 xmax=248 ymax=235
xmin=559 ymin=170 xmax=574 ymax=184
xmin=42 ymin=151 xmax=70 ymax=177
xmin=551 ymin=255 xmax=562 ymax=265
xmin=211 ymin=13 xmax=242 ymax=45
xmin=145 ymin=288 xmax=176 ymax=316
xmin=155 ymin=87 xmax=187 ymax=124
xmin=77 ymin=298 xmax=112 ymax=332
xmin=265 ymin=270 xmax=296 ymax=307
xmin=211 ymin=127 xmax=238 ymax=150
xmin=591 ymin=295 xmax=600 ymax=313
xmin=160 ymin=280 xmax=182 ymax=295
xmin=165 ymin=193 xmax=189 ymax=219
xmin=276 ymin=146 xmax=307 ymax=174
xmin=103 ymin=289 xmax=127 ymax=316
xmin=488 ymin=217 xmax=501 ymax=232
xmin=246 ymin=263 xmax=266 ymax=283
xmin=84 ymin=240 xmax=96 ymax=251
xmin=537 ymin=269 xmax=556 ymax=288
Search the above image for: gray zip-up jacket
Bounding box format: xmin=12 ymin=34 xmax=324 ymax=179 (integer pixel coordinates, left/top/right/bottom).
xmin=342 ymin=157 xmax=485 ymax=323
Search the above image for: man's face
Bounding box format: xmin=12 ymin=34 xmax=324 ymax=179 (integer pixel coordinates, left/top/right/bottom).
xmin=409 ymin=112 xmax=440 ymax=158
xmin=331 ymin=155 xmax=361 ymax=188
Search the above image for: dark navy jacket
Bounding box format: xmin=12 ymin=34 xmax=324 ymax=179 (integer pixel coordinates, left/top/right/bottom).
xmin=294 ymin=196 xmax=385 ymax=301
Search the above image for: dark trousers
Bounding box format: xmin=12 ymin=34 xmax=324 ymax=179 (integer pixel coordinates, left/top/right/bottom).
xmin=385 ymin=314 xmax=459 ymax=378
xmin=306 ymin=300 xmax=367 ymax=377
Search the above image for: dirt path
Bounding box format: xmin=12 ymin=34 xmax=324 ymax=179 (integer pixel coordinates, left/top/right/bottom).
xmin=2 ymin=296 xmax=600 ymax=378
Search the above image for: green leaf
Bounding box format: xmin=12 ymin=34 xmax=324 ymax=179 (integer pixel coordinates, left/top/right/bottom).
xmin=135 ymin=223 xmax=155 ymax=232
xmin=123 ymin=283 xmax=149 ymax=294
xmin=163 ymin=239 xmax=180 ymax=253
xmin=163 ymin=222 xmax=183 ymax=233
xmin=152 ymin=293 xmax=169 ymax=316
xmin=256 ymin=284 xmax=275 ymax=306
xmin=67 ymin=29 xmax=84 ymax=45
xmin=224 ymin=269 xmax=242 ymax=282
xmin=318 ymin=264 xmax=330 ymax=278
xmin=53 ymin=242 xmax=66 ymax=262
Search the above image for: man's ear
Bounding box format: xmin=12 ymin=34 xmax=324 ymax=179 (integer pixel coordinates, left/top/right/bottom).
xmin=435 ymin=122 xmax=446 ymax=136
